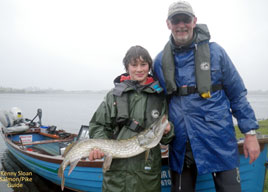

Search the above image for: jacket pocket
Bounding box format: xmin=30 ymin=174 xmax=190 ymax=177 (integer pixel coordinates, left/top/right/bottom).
xmin=211 ymin=65 xmax=222 ymax=83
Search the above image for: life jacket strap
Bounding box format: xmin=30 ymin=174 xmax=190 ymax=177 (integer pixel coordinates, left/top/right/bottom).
xmin=128 ymin=120 xmax=144 ymax=132
xmin=175 ymin=84 xmax=222 ymax=96
xmin=116 ymin=118 xmax=144 ymax=132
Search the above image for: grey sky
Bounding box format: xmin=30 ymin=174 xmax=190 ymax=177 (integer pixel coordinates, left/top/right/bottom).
xmin=1 ymin=0 xmax=268 ymax=91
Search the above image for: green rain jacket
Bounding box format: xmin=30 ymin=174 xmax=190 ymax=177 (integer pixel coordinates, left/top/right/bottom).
xmin=89 ymin=74 xmax=174 ymax=192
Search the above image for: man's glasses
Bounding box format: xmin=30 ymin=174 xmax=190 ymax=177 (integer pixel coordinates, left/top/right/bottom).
xmin=170 ymin=15 xmax=192 ymax=25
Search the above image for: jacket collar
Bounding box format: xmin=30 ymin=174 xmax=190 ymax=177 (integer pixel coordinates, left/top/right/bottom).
xmin=113 ymin=73 xmax=163 ymax=96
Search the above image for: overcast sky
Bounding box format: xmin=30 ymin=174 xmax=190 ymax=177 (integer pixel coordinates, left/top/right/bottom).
xmin=1 ymin=0 xmax=268 ymax=91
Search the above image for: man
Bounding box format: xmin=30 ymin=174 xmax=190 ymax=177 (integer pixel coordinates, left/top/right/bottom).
xmin=153 ymin=1 xmax=260 ymax=192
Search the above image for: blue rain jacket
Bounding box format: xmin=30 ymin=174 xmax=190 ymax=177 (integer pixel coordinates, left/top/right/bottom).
xmin=153 ymin=37 xmax=258 ymax=175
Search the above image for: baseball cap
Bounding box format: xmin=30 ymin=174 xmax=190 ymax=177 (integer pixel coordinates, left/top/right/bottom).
xmin=168 ymin=1 xmax=195 ymax=19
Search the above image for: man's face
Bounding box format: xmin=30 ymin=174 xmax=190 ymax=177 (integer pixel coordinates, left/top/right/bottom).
xmin=167 ymin=14 xmax=197 ymax=46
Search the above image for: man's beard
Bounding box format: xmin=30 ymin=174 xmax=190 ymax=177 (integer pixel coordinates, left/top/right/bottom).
xmin=174 ymin=34 xmax=191 ymax=45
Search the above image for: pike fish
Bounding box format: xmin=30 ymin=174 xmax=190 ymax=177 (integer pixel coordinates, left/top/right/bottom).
xmin=58 ymin=115 xmax=168 ymax=191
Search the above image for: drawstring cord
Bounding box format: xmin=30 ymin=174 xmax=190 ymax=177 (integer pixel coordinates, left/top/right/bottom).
xmin=179 ymin=174 xmax=182 ymax=191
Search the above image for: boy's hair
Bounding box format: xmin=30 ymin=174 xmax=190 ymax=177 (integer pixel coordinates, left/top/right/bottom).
xmin=123 ymin=45 xmax=152 ymax=71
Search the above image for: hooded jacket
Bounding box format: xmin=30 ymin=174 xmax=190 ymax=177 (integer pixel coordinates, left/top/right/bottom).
xmin=153 ymin=24 xmax=258 ymax=175
xmin=89 ymin=74 xmax=174 ymax=192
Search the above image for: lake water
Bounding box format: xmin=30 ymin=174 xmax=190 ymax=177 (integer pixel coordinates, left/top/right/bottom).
xmin=0 ymin=93 xmax=107 ymax=133
xmin=0 ymin=92 xmax=267 ymax=192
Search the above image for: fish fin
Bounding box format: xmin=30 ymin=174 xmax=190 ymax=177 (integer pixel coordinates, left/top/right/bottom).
xmin=145 ymin=149 xmax=150 ymax=161
xmin=68 ymin=159 xmax=80 ymax=176
xmin=62 ymin=142 xmax=77 ymax=157
xmin=103 ymin=155 xmax=113 ymax=172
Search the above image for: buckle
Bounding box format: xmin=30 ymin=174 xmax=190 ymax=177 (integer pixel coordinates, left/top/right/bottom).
xmin=179 ymin=86 xmax=188 ymax=96
xmin=200 ymin=91 xmax=211 ymax=99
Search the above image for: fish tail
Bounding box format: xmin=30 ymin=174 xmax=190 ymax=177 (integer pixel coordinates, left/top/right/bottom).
xmin=58 ymin=164 xmax=63 ymax=178
xmin=58 ymin=164 xmax=65 ymax=191
xmin=61 ymin=177 xmax=65 ymax=191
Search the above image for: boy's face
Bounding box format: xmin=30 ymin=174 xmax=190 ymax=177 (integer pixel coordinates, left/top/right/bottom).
xmin=128 ymin=56 xmax=149 ymax=85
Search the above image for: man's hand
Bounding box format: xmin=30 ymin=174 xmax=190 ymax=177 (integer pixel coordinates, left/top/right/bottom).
xmin=243 ymin=135 xmax=260 ymax=164
xmin=89 ymin=149 xmax=104 ymax=161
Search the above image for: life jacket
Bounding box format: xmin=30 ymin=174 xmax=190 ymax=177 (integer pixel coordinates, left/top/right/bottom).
xmin=161 ymin=24 xmax=222 ymax=99
xmin=112 ymin=75 xmax=164 ymax=133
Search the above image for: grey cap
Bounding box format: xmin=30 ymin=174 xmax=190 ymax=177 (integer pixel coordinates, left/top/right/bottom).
xmin=168 ymin=1 xmax=195 ymax=19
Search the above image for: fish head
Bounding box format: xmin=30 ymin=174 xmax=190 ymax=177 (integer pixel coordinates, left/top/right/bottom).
xmin=138 ymin=115 xmax=168 ymax=148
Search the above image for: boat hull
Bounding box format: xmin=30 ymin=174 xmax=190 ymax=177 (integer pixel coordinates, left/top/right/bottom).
xmin=195 ymin=143 xmax=268 ymax=192
xmin=5 ymin=140 xmax=103 ymax=191
xmin=2 ymin=132 xmax=268 ymax=192
xmin=3 ymin=132 xmax=171 ymax=192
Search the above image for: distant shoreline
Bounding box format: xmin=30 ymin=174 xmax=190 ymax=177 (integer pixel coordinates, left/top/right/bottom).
xmin=0 ymin=87 xmax=108 ymax=94
xmin=0 ymin=91 xmax=108 ymax=94
xmin=0 ymin=87 xmax=267 ymax=95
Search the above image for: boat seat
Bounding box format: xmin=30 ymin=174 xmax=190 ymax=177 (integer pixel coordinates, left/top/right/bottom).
xmin=31 ymin=143 xmax=60 ymax=156
xmin=77 ymin=125 xmax=89 ymax=141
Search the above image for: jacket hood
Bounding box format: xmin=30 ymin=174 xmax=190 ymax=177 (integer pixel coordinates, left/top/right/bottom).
xmin=194 ymin=24 xmax=210 ymax=43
